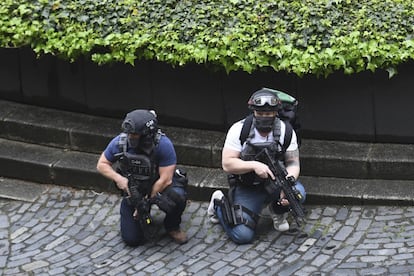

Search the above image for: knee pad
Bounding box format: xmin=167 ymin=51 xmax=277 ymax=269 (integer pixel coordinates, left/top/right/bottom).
xmin=163 ymin=186 xmax=186 ymax=207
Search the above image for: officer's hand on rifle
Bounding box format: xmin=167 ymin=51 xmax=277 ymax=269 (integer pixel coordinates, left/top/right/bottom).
xmin=253 ymin=161 xmax=275 ymax=180
xmin=150 ymin=183 xmax=163 ymax=198
xmin=115 ymin=175 xmax=130 ymax=195
xmin=278 ymin=191 xmax=290 ymax=206
xmin=133 ymin=209 xmax=139 ymax=220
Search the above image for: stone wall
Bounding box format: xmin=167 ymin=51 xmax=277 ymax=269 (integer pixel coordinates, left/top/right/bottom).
xmin=1 ymin=47 xmax=413 ymax=143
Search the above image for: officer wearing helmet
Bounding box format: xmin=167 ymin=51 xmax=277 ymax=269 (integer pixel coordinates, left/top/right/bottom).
xmin=97 ymin=109 xmax=188 ymax=245
xmin=207 ymin=88 xmax=306 ymax=244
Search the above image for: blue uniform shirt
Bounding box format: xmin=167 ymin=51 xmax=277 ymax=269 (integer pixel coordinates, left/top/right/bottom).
xmin=103 ymin=134 xmax=177 ymax=167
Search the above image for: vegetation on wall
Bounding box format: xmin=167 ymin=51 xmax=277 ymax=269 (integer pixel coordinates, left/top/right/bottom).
xmin=1 ymin=0 xmax=413 ymax=77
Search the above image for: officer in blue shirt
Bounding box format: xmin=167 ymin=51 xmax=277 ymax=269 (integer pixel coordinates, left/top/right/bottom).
xmin=97 ymin=109 xmax=188 ymax=245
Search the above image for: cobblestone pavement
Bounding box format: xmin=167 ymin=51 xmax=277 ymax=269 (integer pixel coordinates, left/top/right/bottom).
xmin=1 ymin=184 xmax=414 ymax=276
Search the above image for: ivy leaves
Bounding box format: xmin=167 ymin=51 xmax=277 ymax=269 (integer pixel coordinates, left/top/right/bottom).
xmin=0 ymin=0 xmax=413 ymax=77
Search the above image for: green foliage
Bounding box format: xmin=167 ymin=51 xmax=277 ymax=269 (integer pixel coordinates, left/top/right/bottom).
xmin=1 ymin=0 xmax=414 ymax=77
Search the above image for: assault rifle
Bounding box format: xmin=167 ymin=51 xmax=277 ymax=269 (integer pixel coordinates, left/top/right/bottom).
xmin=127 ymin=175 xmax=157 ymax=242
xmin=255 ymin=148 xmax=306 ymax=226
xmin=127 ymin=174 xmax=178 ymax=242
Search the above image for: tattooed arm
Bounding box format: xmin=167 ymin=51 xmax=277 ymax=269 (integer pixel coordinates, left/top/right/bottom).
xmin=284 ymin=148 xmax=300 ymax=180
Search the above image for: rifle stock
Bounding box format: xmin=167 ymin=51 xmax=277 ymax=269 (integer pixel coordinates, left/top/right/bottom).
xmin=137 ymin=198 xmax=157 ymax=242
xmin=127 ymin=175 xmax=157 ymax=242
xmin=256 ymin=148 xmax=306 ymax=226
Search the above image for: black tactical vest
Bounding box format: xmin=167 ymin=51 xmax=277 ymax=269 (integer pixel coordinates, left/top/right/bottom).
xmin=240 ymin=117 xmax=284 ymax=161
xmin=116 ymin=132 xmax=161 ymax=196
xmin=239 ymin=118 xmax=284 ymax=185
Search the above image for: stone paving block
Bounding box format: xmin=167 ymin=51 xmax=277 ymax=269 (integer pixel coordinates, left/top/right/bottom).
xmin=335 ymin=207 xmax=349 ymax=221
xmin=21 ymin=260 xmax=49 ymax=272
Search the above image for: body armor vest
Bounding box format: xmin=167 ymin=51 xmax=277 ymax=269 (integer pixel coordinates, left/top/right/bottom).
xmin=117 ymin=132 xmax=161 ymax=196
xmin=239 ymin=117 xmax=284 ymax=185
xmin=240 ymin=117 xmax=283 ymax=161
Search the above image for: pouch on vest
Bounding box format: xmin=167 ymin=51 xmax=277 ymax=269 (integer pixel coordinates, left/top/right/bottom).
xmin=151 ymin=191 xmax=177 ymax=214
xmin=120 ymin=152 xmax=155 ymax=199
xmin=172 ymin=168 xmax=188 ymax=190
xmin=239 ymin=141 xmax=282 ymax=186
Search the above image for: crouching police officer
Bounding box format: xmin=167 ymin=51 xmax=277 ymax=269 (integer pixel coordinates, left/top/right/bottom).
xmin=207 ymin=88 xmax=306 ymax=244
xmin=97 ymin=109 xmax=188 ymax=246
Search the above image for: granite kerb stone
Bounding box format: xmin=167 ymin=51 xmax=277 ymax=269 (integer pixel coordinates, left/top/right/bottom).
xmin=0 ymin=138 xmax=110 ymax=191
xmin=0 ymin=138 xmax=62 ymax=184
xmin=0 ymin=99 xmax=225 ymax=168
xmin=300 ymin=139 xmax=414 ymax=180
xmin=0 ymin=99 xmax=120 ymax=153
xmin=301 ymin=175 xmax=414 ymax=206
xmin=368 ymin=142 xmax=414 ymax=180
xmin=1 ymin=136 xmax=414 ymax=205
